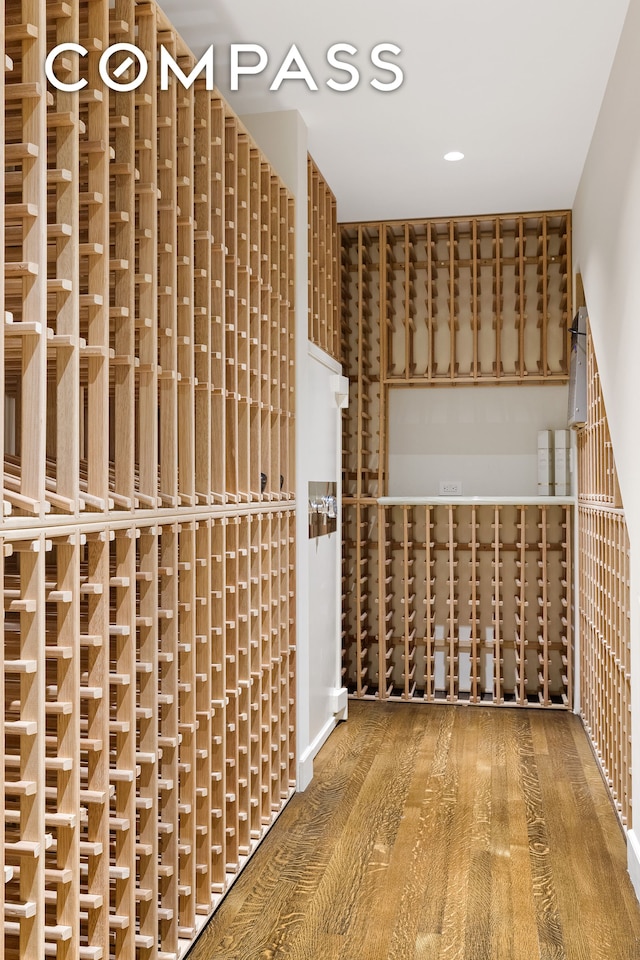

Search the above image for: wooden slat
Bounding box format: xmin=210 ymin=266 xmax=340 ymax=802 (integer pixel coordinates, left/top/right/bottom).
xmin=110 ymin=0 xmax=136 ymax=511
xmin=158 ymin=522 xmax=179 ymax=952
xmin=176 ymin=64 xmax=196 ymax=508
xmin=178 ymin=521 xmax=196 ymax=936
xmin=134 ymin=3 xmax=158 ymax=507
xmin=135 ymin=525 xmax=159 ymax=954
xmin=157 ymin=31 xmax=179 ymax=508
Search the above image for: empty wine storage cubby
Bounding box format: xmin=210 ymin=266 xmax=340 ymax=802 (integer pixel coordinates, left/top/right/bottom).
xmin=576 ymin=322 xmax=630 ymax=827
xmin=342 ymin=499 xmax=572 ymax=708
xmin=307 ymin=155 xmax=339 ymax=361
xmin=2 ymin=0 xmax=297 ymax=956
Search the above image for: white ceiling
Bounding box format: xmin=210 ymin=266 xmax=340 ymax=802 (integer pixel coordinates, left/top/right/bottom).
xmin=158 ymin=0 xmax=630 ymax=223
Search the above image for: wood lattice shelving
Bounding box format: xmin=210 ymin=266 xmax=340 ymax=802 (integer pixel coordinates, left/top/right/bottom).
xmin=340 ymin=212 xmax=573 ymax=710
xmin=307 ymin=155 xmax=339 ymax=361
xmin=576 ymin=322 xmax=631 ymax=827
xmin=342 ymin=499 xmax=572 ymax=708
xmin=3 ymin=2 xmax=295 ymax=518
xmin=341 ymin=213 xmax=571 ymax=391
xmin=2 ymin=0 xmax=296 ymax=957
xmin=340 ymin=225 xmax=384 ymax=501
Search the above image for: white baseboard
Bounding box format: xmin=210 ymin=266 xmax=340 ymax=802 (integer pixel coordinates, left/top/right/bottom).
xmin=297 ymin=714 xmax=339 ymax=791
xmin=627 ymin=829 xmax=640 ymax=902
xmin=297 ymin=751 xmax=314 ymax=792
xmin=329 ymin=686 xmax=349 ymax=719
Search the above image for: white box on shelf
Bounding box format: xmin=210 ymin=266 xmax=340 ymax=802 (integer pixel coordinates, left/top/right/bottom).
xmin=554 ymin=429 xmax=570 ymax=495
xmin=537 ymin=429 xmax=554 ymax=495
xmin=538 ymin=429 xmax=553 ymax=449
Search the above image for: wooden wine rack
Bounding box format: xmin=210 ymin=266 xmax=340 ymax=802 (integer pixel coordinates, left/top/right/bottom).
xmin=3 ymin=0 xmax=295 ymax=517
xmin=307 ymin=155 xmax=339 ymax=361
xmin=577 ymin=326 xmax=621 ymax=505
xmin=576 ymin=323 xmax=631 ymax=826
xmin=341 ymin=213 xmax=571 ymax=391
xmin=340 ymin=225 xmax=384 ymax=501
xmin=340 ymin=212 xmax=574 ymax=710
xmin=2 ymin=0 xmax=296 ymax=957
xmin=341 ymin=213 xmax=572 ymax=502
xmin=342 ymin=499 xmax=572 ymax=707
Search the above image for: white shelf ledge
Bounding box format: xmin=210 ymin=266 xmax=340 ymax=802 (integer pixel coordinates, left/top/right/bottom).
xmin=378 ymin=496 xmax=576 ymax=506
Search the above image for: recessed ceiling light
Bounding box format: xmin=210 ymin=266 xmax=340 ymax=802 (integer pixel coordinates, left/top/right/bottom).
xmin=444 ymin=151 xmax=464 ymax=162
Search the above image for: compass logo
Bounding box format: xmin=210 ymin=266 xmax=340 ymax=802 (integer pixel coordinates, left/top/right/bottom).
xmin=45 ymin=42 xmax=403 ymax=93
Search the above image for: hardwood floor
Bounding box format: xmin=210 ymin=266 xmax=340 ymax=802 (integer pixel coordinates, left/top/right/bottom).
xmin=188 ymin=702 xmax=640 ymax=960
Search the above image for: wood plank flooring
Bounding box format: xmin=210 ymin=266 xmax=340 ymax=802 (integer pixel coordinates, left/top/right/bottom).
xmin=188 ymin=702 xmax=640 ymax=960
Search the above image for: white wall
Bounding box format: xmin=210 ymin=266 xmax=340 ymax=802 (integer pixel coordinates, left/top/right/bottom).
xmin=304 ymin=345 xmax=344 ymax=761
xmin=572 ymin=0 xmax=640 ymax=894
xmin=241 ymin=111 xmax=344 ymax=790
xmin=388 ymin=385 xmax=569 ymax=497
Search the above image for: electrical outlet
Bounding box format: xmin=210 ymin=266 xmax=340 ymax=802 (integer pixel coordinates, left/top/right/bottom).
xmin=439 ymin=480 xmax=462 ymax=496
